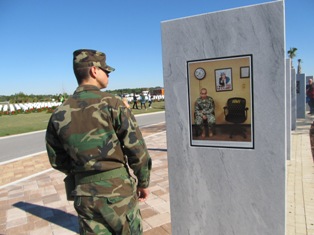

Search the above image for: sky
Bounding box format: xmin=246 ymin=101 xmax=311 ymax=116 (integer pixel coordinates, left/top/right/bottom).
xmin=0 ymin=0 xmax=313 ymax=96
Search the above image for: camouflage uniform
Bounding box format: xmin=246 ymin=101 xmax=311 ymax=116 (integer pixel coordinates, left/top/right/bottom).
xmin=46 ymin=49 xmax=151 ymax=235
xmin=195 ymin=96 xmax=216 ymax=134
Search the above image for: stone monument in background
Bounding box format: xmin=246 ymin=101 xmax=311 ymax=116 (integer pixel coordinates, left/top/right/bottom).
xmin=291 ymin=67 xmax=297 ymax=130
xmin=297 ymin=59 xmax=302 ymax=74
xmin=296 ymin=73 xmax=306 ymax=118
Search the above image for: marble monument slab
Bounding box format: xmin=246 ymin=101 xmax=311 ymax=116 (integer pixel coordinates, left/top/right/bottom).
xmin=161 ymin=1 xmax=285 ymax=234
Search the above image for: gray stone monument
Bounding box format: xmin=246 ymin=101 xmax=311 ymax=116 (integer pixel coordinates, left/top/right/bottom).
xmin=291 ymin=68 xmax=297 ymax=130
xmin=297 ymin=59 xmax=302 ymax=74
xmin=296 ymin=73 xmax=306 ymax=118
xmin=286 ymin=58 xmax=291 ymax=160
xmin=161 ymin=1 xmax=285 ymax=234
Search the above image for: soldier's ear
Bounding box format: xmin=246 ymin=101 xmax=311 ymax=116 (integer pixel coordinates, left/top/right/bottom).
xmin=89 ymin=66 xmax=98 ymax=78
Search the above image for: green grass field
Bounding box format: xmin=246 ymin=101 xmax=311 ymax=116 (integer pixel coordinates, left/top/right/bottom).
xmin=0 ymin=101 xmax=165 ymax=137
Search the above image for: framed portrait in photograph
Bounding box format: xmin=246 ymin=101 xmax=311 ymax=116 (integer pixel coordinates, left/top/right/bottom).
xmin=215 ymin=68 xmax=232 ymax=92
xmin=240 ymin=66 xmax=250 ymax=78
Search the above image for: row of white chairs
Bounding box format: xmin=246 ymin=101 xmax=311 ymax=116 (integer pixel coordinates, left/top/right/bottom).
xmin=0 ymin=96 xmax=165 ymax=113
xmin=126 ymin=95 xmax=165 ymax=103
xmin=0 ymin=102 xmax=62 ymax=113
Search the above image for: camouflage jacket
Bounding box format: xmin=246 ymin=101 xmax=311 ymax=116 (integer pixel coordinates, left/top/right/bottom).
xmin=195 ymin=96 xmax=215 ymax=118
xmin=46 ymin=85 xmax=151 ymax=196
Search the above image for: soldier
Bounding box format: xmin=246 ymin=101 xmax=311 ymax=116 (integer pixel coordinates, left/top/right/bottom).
xmin=45 ymin=49 xmax=152 ymax=234
xmin=194 ymin=88 xmax=216 ymax=138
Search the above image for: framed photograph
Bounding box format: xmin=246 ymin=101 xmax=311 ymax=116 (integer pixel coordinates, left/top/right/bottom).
xmin=240 ymin=66 xmax=250 ymax=78
xmin=215 ymin=68 xmax=232 ymax=92
xmin=187 ymin=54 xmax=254 ymax=149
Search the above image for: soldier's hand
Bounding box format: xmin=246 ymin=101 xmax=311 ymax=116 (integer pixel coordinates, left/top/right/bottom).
xmin=137 ymin=187 xmax=150 ymax=202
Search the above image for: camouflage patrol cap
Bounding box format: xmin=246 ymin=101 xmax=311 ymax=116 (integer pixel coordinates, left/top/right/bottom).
xmin=73 ymin=49 xmax=115 ymax=73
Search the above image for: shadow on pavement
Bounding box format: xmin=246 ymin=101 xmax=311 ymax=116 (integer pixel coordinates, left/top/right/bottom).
xmin=13 ymin=201 xmax=79 ymax=233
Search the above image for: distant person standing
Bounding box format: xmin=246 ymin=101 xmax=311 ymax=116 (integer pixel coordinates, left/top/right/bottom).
xmin=306 ymin=78 xmax=314 ymax=114
xmin=59 ymin=94 xmax=64 ymax=103
xmin=132 ymin=94 xmax=139 ymax=109
xmin=46 ymin=49 xmax=151 ymax=234
xmin=148 ymin=92 xmax=153 ymax=108
xmin=140 ymin=93 xmax=146 ymax=110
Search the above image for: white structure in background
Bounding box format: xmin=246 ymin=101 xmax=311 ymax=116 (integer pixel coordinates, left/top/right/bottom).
xmin=2 ymin=104 xmax=8 ymax=112
xmin=0 ymin=101 xmax=62 ymax=113
xmin=124 ymin=93 xmax=164 ymax=104
xmin=152 ymin=95 xmax=164 ymax=101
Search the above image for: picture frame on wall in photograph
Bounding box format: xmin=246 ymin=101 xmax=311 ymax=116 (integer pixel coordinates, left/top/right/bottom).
xmin=215 ymin=68 xmax=232 ymax=92
xmin=240 ymin=66 xmax=250 ymax=78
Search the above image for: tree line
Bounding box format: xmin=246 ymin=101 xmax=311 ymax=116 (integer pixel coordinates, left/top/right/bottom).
xmin=0 ymin=92 xmax=60 ymax=104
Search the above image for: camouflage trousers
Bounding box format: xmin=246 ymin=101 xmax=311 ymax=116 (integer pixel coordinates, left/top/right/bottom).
xmin=195 ymin=114 xmax=215 ymax=127
xmin=74 ymin=190 xmax=142 ymax=235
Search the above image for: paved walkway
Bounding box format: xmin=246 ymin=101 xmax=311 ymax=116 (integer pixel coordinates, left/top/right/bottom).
xmin=287 ymin=115 xmax=314 ymax=235
xmin=0 ymin=116 xmax=313 ymax=235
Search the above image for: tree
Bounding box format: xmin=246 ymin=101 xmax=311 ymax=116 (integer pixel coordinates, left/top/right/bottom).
xmin=287 ymin=47 xmax=297 ymax=68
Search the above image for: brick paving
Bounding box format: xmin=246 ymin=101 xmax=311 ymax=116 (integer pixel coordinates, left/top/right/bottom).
xmin=0 ymin=153 xmax=50 ymax=187
xmin=0 ymin=123 xmax=170 ymax=235
xmin=0 ymin=116 xmax=314 ymax=235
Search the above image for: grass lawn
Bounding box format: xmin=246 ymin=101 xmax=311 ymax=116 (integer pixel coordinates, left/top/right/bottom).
xmin=0 ymin=101 xmax=165 ymax=137
xmin=0 ymin=112 xmax=51 ymax=137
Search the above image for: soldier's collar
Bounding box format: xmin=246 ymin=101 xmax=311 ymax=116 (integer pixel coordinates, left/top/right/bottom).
xmin=75 ymin=85 xmax=100 ymax=93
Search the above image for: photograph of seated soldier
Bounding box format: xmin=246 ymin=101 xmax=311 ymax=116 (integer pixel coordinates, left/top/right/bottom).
xmin=194 ymin=88 xmax=216 ymax=138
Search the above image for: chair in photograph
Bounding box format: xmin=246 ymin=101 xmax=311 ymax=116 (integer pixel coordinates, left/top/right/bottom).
xmin=223 ymin=97 xmax=248 ymax=138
